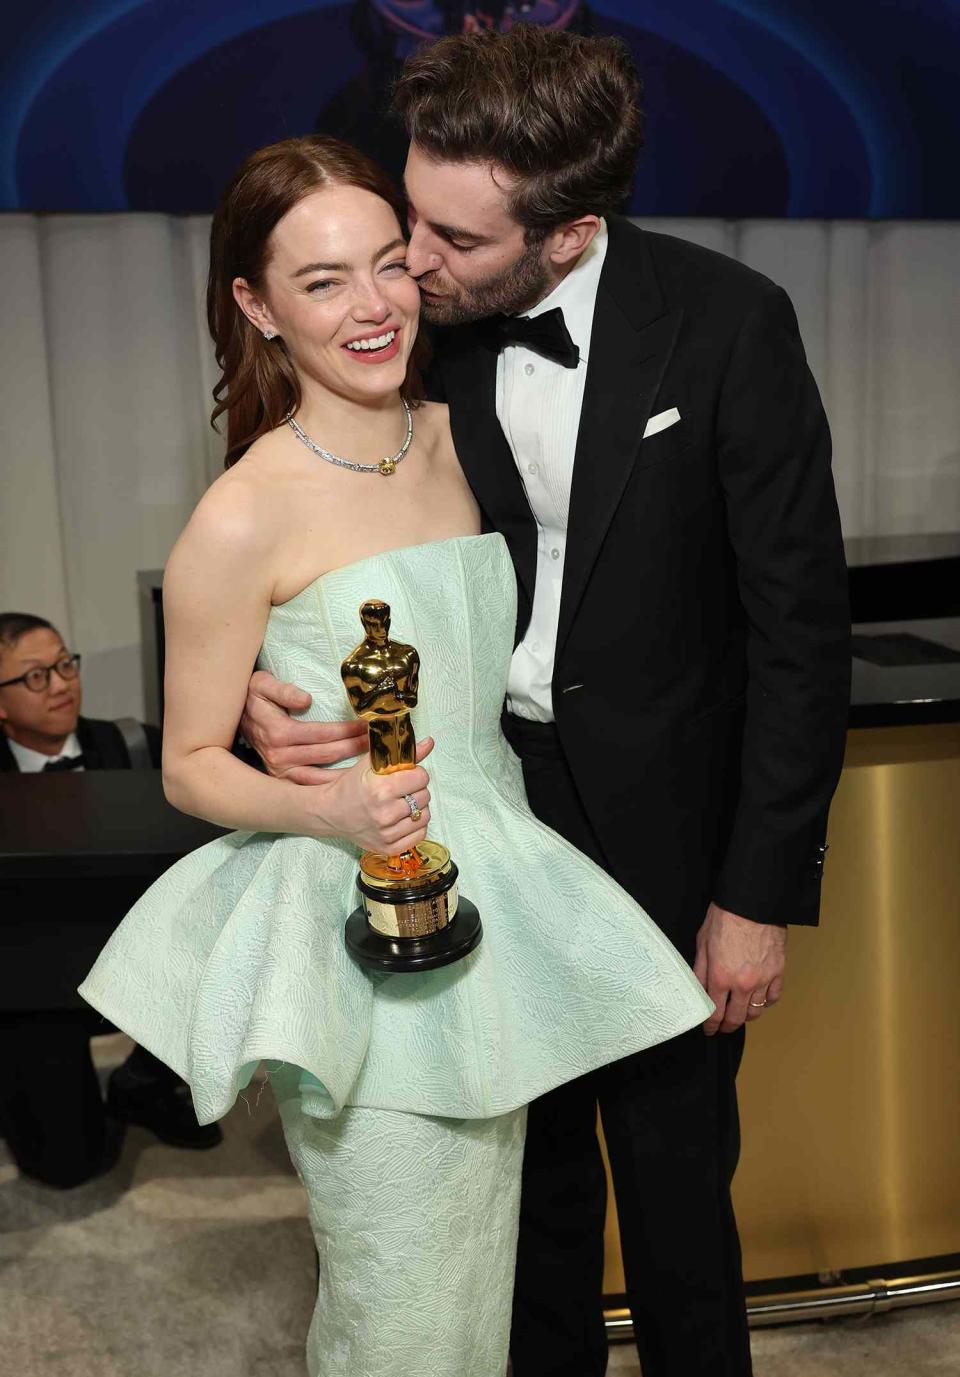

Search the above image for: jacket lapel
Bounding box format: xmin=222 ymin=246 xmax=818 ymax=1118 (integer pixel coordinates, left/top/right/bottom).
xmin=441 ymin=330 xmax=537 ymax=613
xmin=556 ymin=219 xmax=683 ymax=658
xmin=76 ymin=716 xmax=108 ymax=770
xmin=0 ymin=734 xmax=18 ymax=771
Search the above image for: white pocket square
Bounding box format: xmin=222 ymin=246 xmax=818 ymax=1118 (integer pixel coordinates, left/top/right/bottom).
xmin=643 ymin=406 xmax=681 ymax=439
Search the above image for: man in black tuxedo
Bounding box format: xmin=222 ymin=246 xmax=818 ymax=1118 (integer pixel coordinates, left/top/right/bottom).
xmin=0 ymin=612 xmax=222 ymax=1186
xmin=240 ymin=26 xmax=850 ymax=1376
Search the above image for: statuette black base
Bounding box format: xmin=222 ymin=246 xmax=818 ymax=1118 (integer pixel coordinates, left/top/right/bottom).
xmin=345 ymin=898 xmax=483 ymax=973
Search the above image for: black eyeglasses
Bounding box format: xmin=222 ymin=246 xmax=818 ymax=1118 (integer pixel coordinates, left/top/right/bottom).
xmin=0 ymin=653 xmax=82 ymax=693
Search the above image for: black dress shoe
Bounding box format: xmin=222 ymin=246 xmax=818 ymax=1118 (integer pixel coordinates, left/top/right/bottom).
xmin=107 ymin=1065 xmax=223 ymax=1150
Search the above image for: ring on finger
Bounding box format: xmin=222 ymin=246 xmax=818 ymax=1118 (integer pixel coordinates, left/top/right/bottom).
xmin=749 ymin=995 xmax=768 ymax=1009
xmin=403 ymin=792 xmax=422 ymax=823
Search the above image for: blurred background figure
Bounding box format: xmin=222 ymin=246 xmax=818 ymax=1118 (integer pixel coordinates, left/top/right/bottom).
xmin=0 ymin=611 xmax=222 ymax=1188
xmin=314 ymin=1 xmax=595 ymax=189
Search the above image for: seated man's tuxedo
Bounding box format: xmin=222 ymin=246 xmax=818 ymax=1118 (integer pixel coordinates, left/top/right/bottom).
xmin=0 ymin=713 xmax=160 ymax=774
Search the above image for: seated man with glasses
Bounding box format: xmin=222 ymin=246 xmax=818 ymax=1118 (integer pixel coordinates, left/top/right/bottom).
xmin=0 ymin=612 xmax=222 ymax=1187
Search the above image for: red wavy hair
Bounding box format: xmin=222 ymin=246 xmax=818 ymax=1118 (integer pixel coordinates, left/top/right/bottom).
xmin=207 ymin=135 xmax=427 ymax=468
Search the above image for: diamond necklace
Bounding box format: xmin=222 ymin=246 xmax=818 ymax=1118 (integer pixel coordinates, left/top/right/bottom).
xmin=285 ymin=399 xmax=413 ymax=477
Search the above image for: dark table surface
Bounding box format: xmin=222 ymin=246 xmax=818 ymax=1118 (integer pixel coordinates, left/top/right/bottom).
xmin=0 ymin=770 xmax=225 ymax=880
xmin=849 ymin=616 xmax=960 ymax=727
xmin=845 ymin=533 xmax=960 ymax=624
xmin=0 ymin=773 xmax=226 ymax=1009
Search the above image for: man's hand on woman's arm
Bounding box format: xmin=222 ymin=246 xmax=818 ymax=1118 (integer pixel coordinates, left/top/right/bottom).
xmin=241 ymin=669 xmax=369 ymax=782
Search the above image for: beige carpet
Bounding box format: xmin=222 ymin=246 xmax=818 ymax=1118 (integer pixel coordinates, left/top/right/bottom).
xmin=1 ymin=1034 xmax=957 ymax=1376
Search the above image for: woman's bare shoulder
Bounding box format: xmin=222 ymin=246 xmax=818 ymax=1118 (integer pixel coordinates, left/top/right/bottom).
xmin=194 ymin=457 xmax=278 ymax=543
xmin=166 ymin=446 xmax=285 ymax=591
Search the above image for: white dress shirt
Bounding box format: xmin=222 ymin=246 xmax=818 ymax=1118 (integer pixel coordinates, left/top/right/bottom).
xmin=498 ymin=220 xmax=608 ymax=721
xmin=7 ymin=730 xmax=83 ymax=772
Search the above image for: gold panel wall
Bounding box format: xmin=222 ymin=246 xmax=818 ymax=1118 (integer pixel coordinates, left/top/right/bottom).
xmin=603 ymin=722 xmax=960 ymax=1294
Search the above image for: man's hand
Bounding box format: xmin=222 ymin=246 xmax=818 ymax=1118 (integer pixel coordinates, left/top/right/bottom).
xmin=241 ymin=669 xmax=369 ymax=783
xmin=694 ymin=902 xmax=787 ymax=1036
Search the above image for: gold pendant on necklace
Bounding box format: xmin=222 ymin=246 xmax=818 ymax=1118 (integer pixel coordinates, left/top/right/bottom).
xmin=378 ymin=457 xmax=397 ymax=476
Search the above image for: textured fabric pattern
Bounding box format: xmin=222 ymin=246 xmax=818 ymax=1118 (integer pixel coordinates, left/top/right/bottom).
xmin=269 ymin=1062 xmax=525 ymax=1377
xmin=80 ymin=534 xmax=712 ymax=1125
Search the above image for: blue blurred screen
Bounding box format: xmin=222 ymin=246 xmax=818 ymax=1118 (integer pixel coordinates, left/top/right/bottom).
xmin=2 ymin=1 xmax=957 ymax=215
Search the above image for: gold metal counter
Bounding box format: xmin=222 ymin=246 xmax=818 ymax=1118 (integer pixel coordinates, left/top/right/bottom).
xmin=602 ymin=722 xmax=960 ymax=1316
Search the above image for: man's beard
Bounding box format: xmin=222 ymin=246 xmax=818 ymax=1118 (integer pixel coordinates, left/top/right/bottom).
xmin=417 ymin=238 xmax=550 ymax=326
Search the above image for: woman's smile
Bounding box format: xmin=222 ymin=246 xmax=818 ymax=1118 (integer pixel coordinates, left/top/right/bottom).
xmin=341 ymin=325 xmax=402 ymax=364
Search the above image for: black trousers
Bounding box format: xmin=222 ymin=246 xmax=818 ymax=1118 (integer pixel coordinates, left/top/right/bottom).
xmin=0 ymin=1010 xmax=110 ymax=1187
xmin=0 ymin=1010 xmax=174 ymax=1188
xmin=503 ymin=713 xmax=753 ymax=1377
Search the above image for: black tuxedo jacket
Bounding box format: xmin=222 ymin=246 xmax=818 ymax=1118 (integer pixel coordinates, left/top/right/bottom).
xmin=435 ymin=216 xmax=851 ymax=953
xmin=0 ymin=716 xmax=161 ymax=773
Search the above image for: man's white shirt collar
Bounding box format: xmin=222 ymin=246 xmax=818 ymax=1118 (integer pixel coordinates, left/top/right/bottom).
xmin=7 ymin=730 xmax=82 ymax=773
xmin=521 ymin=218 xmax=608 ymax=365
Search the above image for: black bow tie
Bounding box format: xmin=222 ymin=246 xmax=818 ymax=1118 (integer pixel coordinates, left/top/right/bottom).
xmin=480 ymin=307 xmax=579 ymax=369
xmin=43 ymin=753 xmax=85 ymax=772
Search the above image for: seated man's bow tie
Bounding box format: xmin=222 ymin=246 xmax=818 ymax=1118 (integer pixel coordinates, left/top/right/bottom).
xmin=43 ymin=754 xmax=85 ymax=772
xmin=480 ymin=307 xmax=579 ymax=369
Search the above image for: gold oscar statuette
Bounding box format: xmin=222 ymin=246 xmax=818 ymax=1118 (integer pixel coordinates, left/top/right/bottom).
xmin=341 ymin=600 xmax=482 ymax=972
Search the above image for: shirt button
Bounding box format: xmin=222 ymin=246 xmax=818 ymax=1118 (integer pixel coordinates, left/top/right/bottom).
xmin=551 ymin=547 xmax=561 ymax=560
xmin=530 ymin=641 xmax=541 ymax=652
xmin=524 ymin=363 xmax=535 ymax=376
xmin=527 ymin=463 xmax=539 ymax=475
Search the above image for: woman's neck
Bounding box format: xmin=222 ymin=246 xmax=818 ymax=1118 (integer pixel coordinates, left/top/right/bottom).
xmin=291 ymin=381 xmax=409 ymax=468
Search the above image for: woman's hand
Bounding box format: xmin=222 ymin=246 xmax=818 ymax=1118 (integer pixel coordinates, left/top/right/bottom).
xmin=303 ymin=737 xmax=436 ymax=854
xmin=241 ymin=670 xmax=369 ymax=782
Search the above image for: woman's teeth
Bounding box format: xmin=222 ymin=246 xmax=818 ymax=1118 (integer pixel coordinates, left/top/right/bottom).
xmin=346 ymin=330 xmax=397 ymax=352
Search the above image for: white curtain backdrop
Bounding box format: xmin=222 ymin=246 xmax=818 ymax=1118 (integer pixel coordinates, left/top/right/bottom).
xmin=2 ymin=214 xmax=959 ymax=720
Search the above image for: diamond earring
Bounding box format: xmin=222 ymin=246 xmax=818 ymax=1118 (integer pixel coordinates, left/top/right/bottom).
xmin=262 ymin=329 xmax=277 ymax=340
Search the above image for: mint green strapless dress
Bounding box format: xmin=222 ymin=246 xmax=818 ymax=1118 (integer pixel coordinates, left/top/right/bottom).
xmin=80 ymin=532 xmax=712 ymax=1377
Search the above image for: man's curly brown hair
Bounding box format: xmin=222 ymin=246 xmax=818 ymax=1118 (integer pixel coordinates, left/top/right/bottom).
xmin=392 ymin=24 xmax=644 ymax=241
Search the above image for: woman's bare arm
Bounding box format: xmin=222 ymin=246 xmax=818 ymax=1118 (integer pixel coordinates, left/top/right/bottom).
xmin=160 ymin=479 xmax=432 ymax=854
